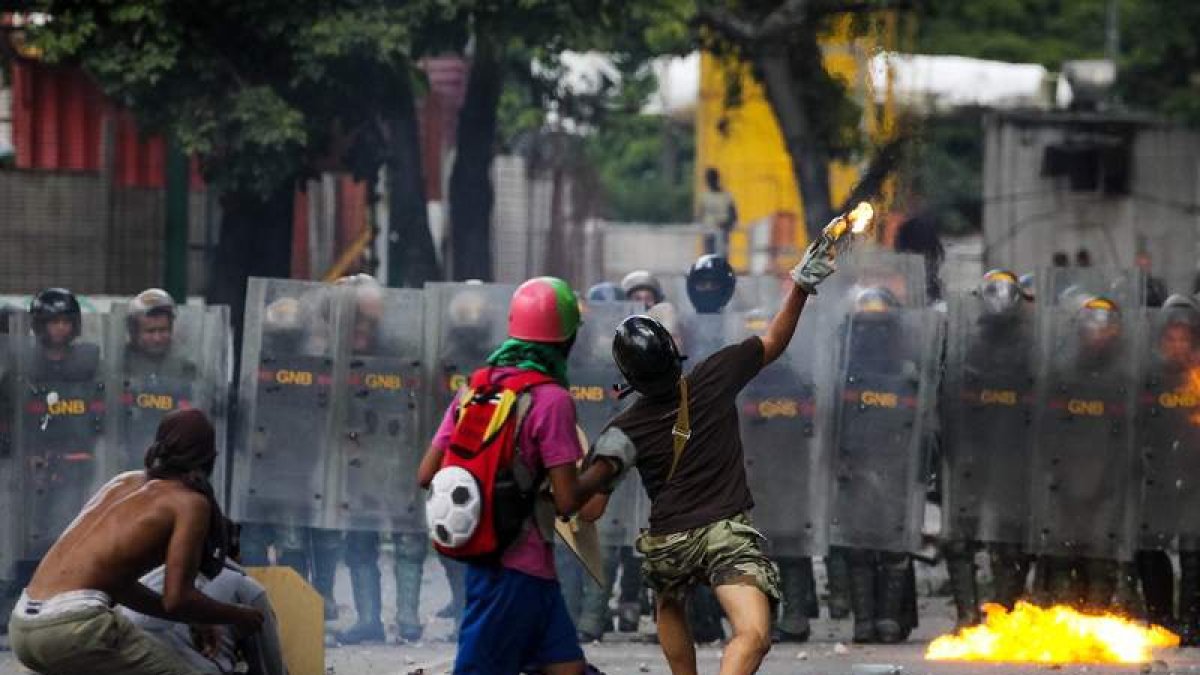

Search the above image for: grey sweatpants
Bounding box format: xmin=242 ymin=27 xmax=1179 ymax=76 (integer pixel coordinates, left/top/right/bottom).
xmin=10 ymin=602 xmax=200 ymax=675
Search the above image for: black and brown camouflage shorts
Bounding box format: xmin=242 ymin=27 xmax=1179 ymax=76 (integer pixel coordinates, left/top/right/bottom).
xmin=635 ymin=512 xmax=781 ymax=606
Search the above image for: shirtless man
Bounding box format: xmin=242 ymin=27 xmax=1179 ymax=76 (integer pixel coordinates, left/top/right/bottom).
xmin=8 ymin=409 xmax=263 ymax=675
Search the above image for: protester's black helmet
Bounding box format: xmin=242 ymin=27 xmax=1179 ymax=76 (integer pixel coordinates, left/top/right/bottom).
xmin=686 ymin=254 xmax=736 ymax=314
xmin=613 ymin=315 xmax=683 ymax=399
xmin=30 ymin=287 xmax=82 ymax=339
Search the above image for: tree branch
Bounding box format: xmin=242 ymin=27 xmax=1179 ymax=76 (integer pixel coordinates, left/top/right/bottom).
xmin=759 ymin=0 xmax=813 ymax=41
xmin=692 ymin=7 xmax=760 ymax=45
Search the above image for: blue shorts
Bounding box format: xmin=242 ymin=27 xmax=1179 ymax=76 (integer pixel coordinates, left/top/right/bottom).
xmin=454 ymin=565 xmax=584 ymax=674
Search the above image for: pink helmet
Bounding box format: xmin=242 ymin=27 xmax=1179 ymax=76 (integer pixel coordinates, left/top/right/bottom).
xmin=508 ymin=277 xmax=581 ymax=342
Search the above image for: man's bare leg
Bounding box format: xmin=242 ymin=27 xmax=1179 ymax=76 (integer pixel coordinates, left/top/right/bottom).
xmin=655 ymin=593 xmax=698 ymax=675
xmin=714 ymin=584 xmax=772 ymax=675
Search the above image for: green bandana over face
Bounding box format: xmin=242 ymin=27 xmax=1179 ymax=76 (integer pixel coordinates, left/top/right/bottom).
xmin=486 ymin=338 xmax=570 ymax=387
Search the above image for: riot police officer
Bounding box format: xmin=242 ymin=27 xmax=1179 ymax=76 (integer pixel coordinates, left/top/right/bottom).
xmin=323 ymin=274 xmax=428 ymax=644
xmin=834 ymin=286 xmax=927 ymax=644
xmin=940 ymin=270 xmax=1036 ymax=630
xmin=119 ymin=289 xmax=201 ymax=470
xmin=1034 ymin=291 xmax=1131 ymax=612
xmin=1137 ymin=294 xmax=1200 ymax=637
xmin=4 ymin=289 xmax=105 ymax=615
xmin=621 ymin=271 xmax=664 ymax=311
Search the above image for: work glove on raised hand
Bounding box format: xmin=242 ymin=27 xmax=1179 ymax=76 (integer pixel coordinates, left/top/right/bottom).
xmin=790 ymin=236 xmax=838 ymax=295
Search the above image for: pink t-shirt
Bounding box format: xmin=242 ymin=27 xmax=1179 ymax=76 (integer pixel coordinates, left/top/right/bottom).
xmin=432 ymin=367 xmax=582 ymax=580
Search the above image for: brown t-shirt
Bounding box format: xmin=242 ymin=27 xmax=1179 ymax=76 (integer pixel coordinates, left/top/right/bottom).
xmin=608 ymin=337 xmax=764 ymax=535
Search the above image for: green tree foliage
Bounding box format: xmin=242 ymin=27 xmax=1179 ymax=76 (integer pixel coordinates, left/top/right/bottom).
xmin=1121 ymin=0 xmax=1200 ymax=125
xmin=915 ymin=0 xmax=1112 ymax=67
xmin=29 ymin=0 xmax=446 ymax=196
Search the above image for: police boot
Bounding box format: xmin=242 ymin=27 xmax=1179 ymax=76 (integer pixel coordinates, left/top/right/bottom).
xmin=990 ymin=544 xmax=1029 ymax=609
xmin=337 ymin=561 xmax=385 ymax=644
xmin=688 ymin=586 xmax=725 ymax=644
xmin=773 ymin=556 xmax=812 ymax=643
xmin=1083 ymin=559 xmax=1118 ymax=614
xmin=1179 ymin=549 xmax=1200 ymax=646
xmin=945 ymin=543 xmax=981 ymax=630
xmin=875 ymin=553 xmax=910 ymax=644
xmin=394 ymin=533 xmax=427 ymax=642
xmin=826 ymin=547 xmax=852 ymax=619
xmin=1136 ymin=550 xmax=1175 ymax=627
xmin=617 ymin=547 xmax=644 ymax=633
xmin=847 ymin=551 xmax=878 ymax=644
xmin=311 ymin=530 xmax=343 ymax=622
xmin=1043 ymin=556 xmax=1078 ymax=607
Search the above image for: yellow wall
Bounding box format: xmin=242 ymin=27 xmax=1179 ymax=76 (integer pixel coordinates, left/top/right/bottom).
xmin=696 ymin=14 xmax=898 ymax=272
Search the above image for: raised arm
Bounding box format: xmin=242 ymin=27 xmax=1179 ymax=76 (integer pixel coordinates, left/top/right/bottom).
xmin=760 ymin=232 xmax=839 ymax=365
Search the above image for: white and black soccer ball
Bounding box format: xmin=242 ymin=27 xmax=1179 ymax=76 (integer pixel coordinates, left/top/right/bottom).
xmin=426 ymin=466 xmax=482 ymax=548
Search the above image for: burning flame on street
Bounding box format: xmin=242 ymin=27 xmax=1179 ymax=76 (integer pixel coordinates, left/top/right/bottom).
xmin=925 ymin=602 xmax=1179 ymax=664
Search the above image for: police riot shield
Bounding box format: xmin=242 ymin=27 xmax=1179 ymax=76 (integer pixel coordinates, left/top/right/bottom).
xmin=1136 ymin=307 xmax=1200 ymax=547
xmin=730 ymin=308 xmax=829 ymax=557
xmin=679 ymin=310 xmax=728 ymax=364
xmin=1028 ymin=269 xmax=1143 ymax=561
xmin=571 ymin=301 xmax=641 ymax=547
xmin=107 ymin=303 xmax=231 ymax=479
xmin=327 ymin=286 xmax=427 ymax=534
xmin=10 ymin=311 xmax=116 ymax=560
xmin=423 ymin=283 xmax=517 ymax=436
xmin=230 ymin=278 xmax=336 ymax=530
xmin=0 ymin=325 xmax=16 ymax=587
xmin=821 ymin=250 xmax=938 ymax=553
xmin=826 ymin=308 xmax=940 ymax=553
xmin=941 ymin=291 xmax=1037 ymax=545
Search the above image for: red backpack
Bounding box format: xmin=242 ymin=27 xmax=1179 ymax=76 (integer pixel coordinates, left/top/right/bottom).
xmin=431 ymin=367 xmax=555 ymax=563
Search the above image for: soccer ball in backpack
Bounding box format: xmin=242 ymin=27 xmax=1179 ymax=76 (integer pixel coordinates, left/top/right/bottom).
xmin=426 ymin=466 xmax=483 ymax=548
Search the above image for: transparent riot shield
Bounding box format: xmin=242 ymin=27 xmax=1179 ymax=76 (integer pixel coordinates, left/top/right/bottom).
xmin=0 ymin=326 xmax=16 ymax=590
xmin=1027 ymin=269 xmax=1143 ymax=561
xmin=205 ymin=305 xmax=233 ymax=509
xmin=230 ymin=278 xmax=336 ymax=530
xmin=1136 ymin=307 xmax=1200 ymax=547
xmin=327 ymin=286 xmax=427 ymax=534
xmin=571 ymin=301 xmax=641 ymax=548
xmin=679 ymin=310 xmax=728 ymax=364
xmin=941 ymin=291 xmax=1037 ymax=545
xmin=729 ymin=308 xmax=829 ymax=557
xmin=422 ymin=283 xmax=517 ymax=438
xmin=823 ymin=255 xmax=940 ymax=553
xmin=11 ymin=311 xmax=115 ymax=560
xmin=107 ymin=303 xmax=230 ymax=478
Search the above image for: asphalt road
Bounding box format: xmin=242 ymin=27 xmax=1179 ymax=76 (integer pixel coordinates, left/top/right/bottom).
xmin=1 ymin=555 xmax=1194 ymax=674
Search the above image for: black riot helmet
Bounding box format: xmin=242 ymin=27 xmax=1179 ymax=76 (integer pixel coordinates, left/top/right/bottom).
xmin=852 ymin=285 xmax=900 ymax=318
xmin=686 ymin=254 xmax=736 ymax=314
xmin=613 ymin=315 xmax=683 ymax=399
xmin=30 ymin=287 xmax=82 ymax=340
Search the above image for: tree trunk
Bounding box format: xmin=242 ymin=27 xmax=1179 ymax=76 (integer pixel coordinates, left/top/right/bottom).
xmin=386 ymin=72 xmax=441 ymax=288
xmin=207 ymin=183 xmax=295 ymax=350
xmin=448 ymin=31 xmax=504 ymax=281
xmin=756 ymin=38 xmax=835 ymax=241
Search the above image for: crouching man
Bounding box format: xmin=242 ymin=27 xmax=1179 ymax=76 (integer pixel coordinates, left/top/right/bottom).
xmin=588 ymin=239 xmax=837 ymax=675
xmin=8 ymin=409 xmax=263 ymax=675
